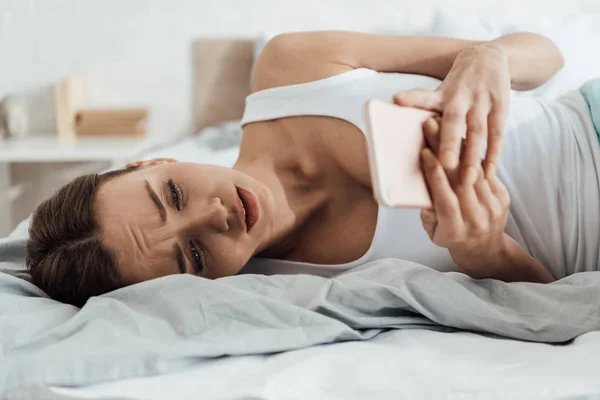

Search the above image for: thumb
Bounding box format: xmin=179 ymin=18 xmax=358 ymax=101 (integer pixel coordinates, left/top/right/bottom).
xmin=393 ymin=89 xmax=443 ymax=112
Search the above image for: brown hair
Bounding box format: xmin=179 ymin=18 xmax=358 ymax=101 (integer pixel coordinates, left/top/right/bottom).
xmin=26 ymin=166 xmax=137 ymax=307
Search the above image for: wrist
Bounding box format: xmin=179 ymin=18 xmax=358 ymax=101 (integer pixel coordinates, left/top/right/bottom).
xmin=459 ymin=41 xmax=508 ymax=64
xmin=450 ymin=239 xmax=512 ymax=280
xmin=496 ymin=234 xmax=555 ymax=283
xmin=482 ymin=40 xmax=525 ymax=90
xmin=480 ymin=41 xmax=509 ymax=58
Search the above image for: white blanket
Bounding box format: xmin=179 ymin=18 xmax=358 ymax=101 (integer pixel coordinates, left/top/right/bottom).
xmin=50 ymin=329 xmax=600 ymax=400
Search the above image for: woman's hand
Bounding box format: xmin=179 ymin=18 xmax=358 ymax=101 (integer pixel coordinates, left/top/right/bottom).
xmin=394 ymin=43 xmax=511 ymax=184
xmin=419 ymin=117 xmax=555 ymax=283
xmin=419 ymin=117 xmax=512 ymax=279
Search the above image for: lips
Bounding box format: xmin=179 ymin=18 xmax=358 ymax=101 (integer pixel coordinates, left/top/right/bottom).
xmin=235 ymin=186 xmax=259 ymax=232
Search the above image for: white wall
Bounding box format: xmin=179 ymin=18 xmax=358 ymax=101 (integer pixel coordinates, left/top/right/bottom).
xmin=2 ymin=0 xmax=600 ymax=140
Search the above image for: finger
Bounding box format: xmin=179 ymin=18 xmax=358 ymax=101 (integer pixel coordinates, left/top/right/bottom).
xmin=455 ymin=178 xmax=485 ymax=225
xmin=422 ymin=117 xmax=441 ymax=154
xmin=486 ymin=165 xmax=511 ymax=209
xmin=440 ymin=105 xmax=468 ymax=171
xmin=421 ymin=148 xmax=463 ymax=226
xmin=473 ymin=178 xmax=507 ymax=231
xmin=473 ymin=178 xmax=499 ymax=212
xmin=394 ymin=89 xmax=443 ymax=112
xmin=462 ymin=106 xmax=488 ymax=185
xmin=483 ymin=107 xmax=507 ymax=175
xmin=420 ymin=208 xmax=437 ymax=239
xmin=459 ymin=152 xmax=485 ymax=183
xmin=454 ymin=138 xmax=481 ymax=186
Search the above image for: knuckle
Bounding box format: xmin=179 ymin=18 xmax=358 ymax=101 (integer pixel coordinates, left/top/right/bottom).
xmin=489 ymin=91 xmax=507 ymax=105
xmin=489 ymin=204 xmax=503 ymax=220
xmin=443 ymin=108 xmax=464 ymax=121
xmin=454 ymin=84 xmax=471 ymax=96
xmin=470 ymin=220 xmax=488 ymax=234
xmin=455 ymin=184 xmax=470 ymax=196
xmin=489 ymin=92 xmax=500 ymax=103
xmin=467 ymin=122 xmax=485 ymax=135
xmin=495 ymin=184 xmax=511 ymax=207
xmin=439 ymin=142 xmax=457 ymax=154
xmin=447 ymin=228 xmax=464 ymax=244
xmin=440 ymin=198 xmax=460 ymax=216
xmin=489 ymin=127 xmax=504 ymax=139
xmin=471 ymin=89 xmax=487 ymax=102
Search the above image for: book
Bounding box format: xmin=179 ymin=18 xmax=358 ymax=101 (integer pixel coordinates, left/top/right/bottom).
xmin=55 ymin=76 xmax=87 ymax=140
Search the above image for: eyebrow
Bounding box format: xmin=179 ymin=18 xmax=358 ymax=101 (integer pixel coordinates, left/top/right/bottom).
xmin=173 ymin=243 xmax=187 ymax=274
xmin=144 ymin=180 xmax=166 ymax=223
xmin=144 ymin=180 xmax=183 ymax=274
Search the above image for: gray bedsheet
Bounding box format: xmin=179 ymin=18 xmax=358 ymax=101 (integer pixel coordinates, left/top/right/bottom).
xmin=1 ymin=221 xmax=599 ymax=396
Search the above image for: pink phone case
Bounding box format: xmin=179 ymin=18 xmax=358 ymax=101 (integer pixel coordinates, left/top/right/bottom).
xmin=364 ymin=100 xmax=435 ymax=209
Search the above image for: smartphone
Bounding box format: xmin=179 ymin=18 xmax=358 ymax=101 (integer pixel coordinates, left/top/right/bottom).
xmin=364 ymin=99 xmax=435 ymax=209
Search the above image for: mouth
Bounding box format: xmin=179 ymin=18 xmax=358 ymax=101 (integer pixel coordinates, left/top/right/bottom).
xmin=235 ymin=186 xmax=259 ymax=232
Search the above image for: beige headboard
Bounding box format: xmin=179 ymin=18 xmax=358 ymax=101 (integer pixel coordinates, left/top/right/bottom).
xmin=193 ymin=39 xmax=255 ymax=132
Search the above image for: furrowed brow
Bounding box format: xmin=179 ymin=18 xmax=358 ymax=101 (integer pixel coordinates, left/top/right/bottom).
xmin=144 ymin=180 xmax=166 ymax=223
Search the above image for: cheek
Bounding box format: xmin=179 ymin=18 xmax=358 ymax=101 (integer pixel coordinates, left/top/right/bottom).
xmin=207 ymin=236 xmax=250 ymax=277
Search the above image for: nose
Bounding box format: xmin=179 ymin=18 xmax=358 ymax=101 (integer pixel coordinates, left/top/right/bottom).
xmin=184 ymin=197 xmax=229 ymax=235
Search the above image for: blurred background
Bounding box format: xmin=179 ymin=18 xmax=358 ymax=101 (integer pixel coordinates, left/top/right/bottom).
xmin=1 ymin=0 xmax=600 ymax=235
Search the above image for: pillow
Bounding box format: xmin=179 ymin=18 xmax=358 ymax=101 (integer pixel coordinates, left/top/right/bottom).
xmin=0 ymin=218 xmax=30 ymax=280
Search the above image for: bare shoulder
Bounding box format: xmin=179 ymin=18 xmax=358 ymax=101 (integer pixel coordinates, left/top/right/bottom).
xmin=250 ymin=33 xmax=372 ymax=188
xmin=252 ymin=33 xmax=353 ymax=93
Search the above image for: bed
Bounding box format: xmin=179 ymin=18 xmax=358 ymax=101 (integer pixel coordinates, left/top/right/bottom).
xmin=2 ymin=17 xmax=600 ymax=400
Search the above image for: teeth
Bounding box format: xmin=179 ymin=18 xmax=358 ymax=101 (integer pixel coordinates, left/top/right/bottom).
xmin=241 ymin=202 xmax=247 ymax=221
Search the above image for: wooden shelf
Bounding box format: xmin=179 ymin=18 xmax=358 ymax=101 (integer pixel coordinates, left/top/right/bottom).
xmin=0 ymin=136 xmax=151 ymax=163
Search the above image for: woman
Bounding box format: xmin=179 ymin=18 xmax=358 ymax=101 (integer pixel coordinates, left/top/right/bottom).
xmin=27 ymin=31 xmax=598 ymax=308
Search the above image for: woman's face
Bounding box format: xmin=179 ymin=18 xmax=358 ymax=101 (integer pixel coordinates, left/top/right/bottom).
xmin=94 ymin=161 xmax=273 ymax=284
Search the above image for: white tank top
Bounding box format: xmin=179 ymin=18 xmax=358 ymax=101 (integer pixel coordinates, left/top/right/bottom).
xmin=240 ymin=68 xmax=600 ymax=279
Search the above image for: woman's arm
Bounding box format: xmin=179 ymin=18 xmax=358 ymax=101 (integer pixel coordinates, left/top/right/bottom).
xmin=254 ymin=31 xmax=563 ymax=91
xmin=495 ymin=234 xmax=556 ymax=283
xmin=488 ymin=33 xmax=564 ymax=91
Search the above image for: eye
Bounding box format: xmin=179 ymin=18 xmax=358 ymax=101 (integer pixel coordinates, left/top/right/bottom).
xmin=167 ymin=179 xmax=184 ymax=211
xmin=189 ymin=241 xmax=206 ymax=274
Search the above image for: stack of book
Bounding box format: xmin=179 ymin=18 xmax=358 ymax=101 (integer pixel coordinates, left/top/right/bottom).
xmin=54 ymin=76 xmax=148 ymax=140
xmin=74 ymin=109 xmax=148 ymax=137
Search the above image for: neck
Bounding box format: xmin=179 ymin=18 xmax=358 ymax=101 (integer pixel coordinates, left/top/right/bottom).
xmin=233 ymin=135 xmax=330 ymax=260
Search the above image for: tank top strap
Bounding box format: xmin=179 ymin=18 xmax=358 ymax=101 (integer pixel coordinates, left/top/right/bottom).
xmin=241 ymin=68 xmax=378 ymax=133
